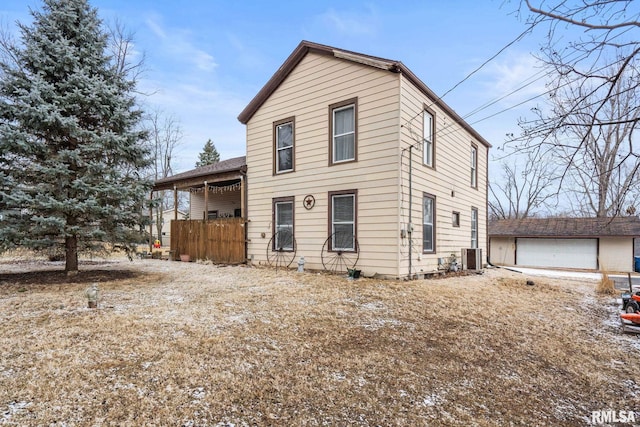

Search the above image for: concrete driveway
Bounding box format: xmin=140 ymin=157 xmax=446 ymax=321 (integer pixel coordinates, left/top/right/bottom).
xmin=499 ymin=266 xmax=640 ymax=291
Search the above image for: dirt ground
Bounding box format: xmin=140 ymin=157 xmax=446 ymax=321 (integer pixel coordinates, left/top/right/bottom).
xmin=0 ymin=255 xmax=638 ymax=426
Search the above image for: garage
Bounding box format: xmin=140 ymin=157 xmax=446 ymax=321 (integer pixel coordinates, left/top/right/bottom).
xmin=516 ymin=238 xmax=598 ymax=270
xmin=489 ymin=217 xmax=640 ymax=273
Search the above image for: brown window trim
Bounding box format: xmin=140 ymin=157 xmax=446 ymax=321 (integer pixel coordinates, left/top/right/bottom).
xmin=273 ymin=117 xmax=295 ymax=175
xmin=452 ymin=211 xmax=460 ymax=227
xmin=423 ymin=105 xmax=436 ymax=169
xmin=423 ymin=192 xmax=436 ymax=254
xmin=470 ymin=143 xmax=478 ymax=189
xmin=272 ymin=196 xmax=295 ymax=252
xmin=328 ymin=98 xmax=358 ymax=166
xmin=327 ymin=189 xmax=358 ymax=252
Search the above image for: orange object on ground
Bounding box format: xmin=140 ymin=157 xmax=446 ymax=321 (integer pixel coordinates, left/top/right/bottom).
xmin=621 ymin=313 xmax=640 ymax=324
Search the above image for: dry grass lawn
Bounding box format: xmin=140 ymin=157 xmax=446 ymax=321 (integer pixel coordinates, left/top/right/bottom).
xmin=0 ymin=255 xmax=639 ymax=426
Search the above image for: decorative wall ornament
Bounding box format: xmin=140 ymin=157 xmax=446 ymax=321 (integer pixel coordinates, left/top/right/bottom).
xmin=303 ymin=195 xmax=315 ymax=210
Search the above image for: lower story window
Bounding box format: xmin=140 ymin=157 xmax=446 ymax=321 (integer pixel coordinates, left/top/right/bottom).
xmin=423 ymin=194 xmax=435 ymax=253
xmin=471 ymin=208 xmax=478 ymax=249
xmin=274 ymin=198 xmax=294 ymax=251
xmin=330 ymin=191 xmax=356 ymax=251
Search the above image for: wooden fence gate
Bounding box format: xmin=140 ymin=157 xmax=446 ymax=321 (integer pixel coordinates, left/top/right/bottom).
xmin=170 ymin=218 xmax=246 ymax=264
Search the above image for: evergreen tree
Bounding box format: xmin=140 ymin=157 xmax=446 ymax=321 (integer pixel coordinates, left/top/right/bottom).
xmin=195 ymin=139 xmax=220 ymax=167
xmin=0 ymin=0 xmax=152 ymax=273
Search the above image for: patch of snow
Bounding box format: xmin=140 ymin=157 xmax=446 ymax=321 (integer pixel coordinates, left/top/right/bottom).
xmin=360 ymin=301 xmax=386 ymax=311
xmin=504 ymin=267 xmax=602 ymax=281
xmin=420 ymin=392 xmax=445 ymax=407
xmin=332 ymin=372 xmax=346 ymax=381
xmin=192 ymin=387 xmax=205 ymax=400
xmin=361 ymin=318 xmax=403 ymax=331
xmin=1 ymin=401 xmax=32 ymax=423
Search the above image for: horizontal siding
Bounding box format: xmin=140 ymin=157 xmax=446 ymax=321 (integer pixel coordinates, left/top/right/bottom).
xmin=189 ymin=188 xmax=241 ymax=220
xmin=397 ymin=74 xmax=489 ymax=276
xmin=246 ymin=52 xmax=402 ymax=276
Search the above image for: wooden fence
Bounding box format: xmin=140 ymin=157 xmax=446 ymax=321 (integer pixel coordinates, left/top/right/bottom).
xmin=170 ymin=218 xmax=246 ymax=264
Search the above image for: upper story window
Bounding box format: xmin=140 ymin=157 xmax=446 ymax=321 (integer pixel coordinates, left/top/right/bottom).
xmin=470 ymin=144 xmax=478 ymax=188
xmin=423 ymin=109 xmax=434 ymax=167
xmin=329 ymin=98 xmax=357 ymax=165
xmin=274 ymin=118 xmax=294 ymax=174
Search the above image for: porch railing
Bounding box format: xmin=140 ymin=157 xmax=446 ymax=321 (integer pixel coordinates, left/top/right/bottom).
xmin=170 ymin=218 xmax=246 ymax=264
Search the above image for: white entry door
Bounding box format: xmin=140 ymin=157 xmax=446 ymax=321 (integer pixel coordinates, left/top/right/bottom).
xmin=516 ymin=238 xmax=598 ymax=270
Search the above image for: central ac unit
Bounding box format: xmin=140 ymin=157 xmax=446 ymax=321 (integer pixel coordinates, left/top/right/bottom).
xmin=462 ymin=248 xmax=483 ymax=271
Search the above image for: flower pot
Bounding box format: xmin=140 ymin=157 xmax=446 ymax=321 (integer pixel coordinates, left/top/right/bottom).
xmin=180 ymin=254 xmax=191 ymax=262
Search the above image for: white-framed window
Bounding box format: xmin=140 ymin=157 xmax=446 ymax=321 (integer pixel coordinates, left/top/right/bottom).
xmin=274 ymin=118 xmax=294 ymax=173
xmin=330 ymin=191 xmax=356 ymax=251
xmin=330 ymin=99 xmax=357 ymax=164
xmin=423 ymin=109 xmax=434 ymax=167
xmin=471 ymin=207 xmax=478 ymax=249
xmin=470 ymin=144 xmax=478 ymax=188
xmin=423 ymin=194 xmax=435 ymax=253
xmin=273 ymin=198 xmax=294 ymax=251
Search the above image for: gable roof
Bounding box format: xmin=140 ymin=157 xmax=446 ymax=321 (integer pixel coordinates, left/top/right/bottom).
xmin=489 ymin=217 xmax=640 ymax=238
xmin=237 ymin=40 xmax=490 ymax=148
xmin=153 ymin=156 xmax=247 ymax=192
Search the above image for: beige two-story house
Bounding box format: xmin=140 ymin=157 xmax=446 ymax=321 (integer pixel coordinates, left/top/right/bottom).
xmin=238 ymin=41 xmax=490 ymax=279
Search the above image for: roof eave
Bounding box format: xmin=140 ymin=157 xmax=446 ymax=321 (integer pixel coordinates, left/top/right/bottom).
xmin=237 ymin=41 xmax=491 ymax=149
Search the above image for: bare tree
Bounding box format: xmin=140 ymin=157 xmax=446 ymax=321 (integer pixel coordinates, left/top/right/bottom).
xmin=549 ymin=70 xmax=640 ymax=217
xmin=508 ymin=1 xmax=640 ymax=215
xmin=489 ymin=150 xmax=558 ymax=219
xmin=107 ymin=19 xmax=146 ymax=84
xmin=146 ymin=110 xmax=183 ymax=245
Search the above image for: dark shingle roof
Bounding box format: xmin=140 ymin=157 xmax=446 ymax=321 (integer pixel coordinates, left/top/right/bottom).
xmin=153 ymin=156 xmax=246 ymax=191
xmin=489 ymin=217 xmax=640 ymax=238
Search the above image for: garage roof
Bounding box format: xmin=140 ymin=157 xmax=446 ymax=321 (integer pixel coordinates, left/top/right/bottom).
xmin=489 ymin=217 xmax=640 ymax=238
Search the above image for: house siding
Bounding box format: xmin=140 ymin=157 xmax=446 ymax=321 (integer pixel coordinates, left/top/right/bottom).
xmin=398 ymin=74 xmax=488 ymax=277
xmin=152 ymin=209 xmax=187 ymax=247
xmin=190 ymin=187 xmax=242 ymax=220
xmin=246 ymin=52 xmax=402 ymax=276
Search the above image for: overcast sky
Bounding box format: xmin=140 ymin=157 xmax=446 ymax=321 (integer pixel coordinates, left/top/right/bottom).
xmin=2 ymin=0 xmax=558 ymax=174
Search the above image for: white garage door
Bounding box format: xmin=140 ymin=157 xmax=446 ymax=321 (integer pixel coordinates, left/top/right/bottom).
xmin=517 ymin=238 xmax=598 ymax=270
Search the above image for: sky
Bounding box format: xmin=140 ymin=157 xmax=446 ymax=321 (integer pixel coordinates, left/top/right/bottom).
xmin=0 ymin=0 xmax=556 ymax=175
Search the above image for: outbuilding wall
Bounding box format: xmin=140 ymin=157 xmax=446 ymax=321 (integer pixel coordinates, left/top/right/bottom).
xmin=599 ymin=237 xmax=633 ymax=273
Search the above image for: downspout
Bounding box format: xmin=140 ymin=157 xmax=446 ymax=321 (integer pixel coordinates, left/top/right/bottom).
xmin=408 ymin=144 xmax=413 ymax=279
xmin=485 ymin=146 xmax=489 ymax=266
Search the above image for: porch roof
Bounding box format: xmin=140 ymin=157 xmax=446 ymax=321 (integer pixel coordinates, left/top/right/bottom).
xmin=153 ymin=156 xmax=247 ymax=192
